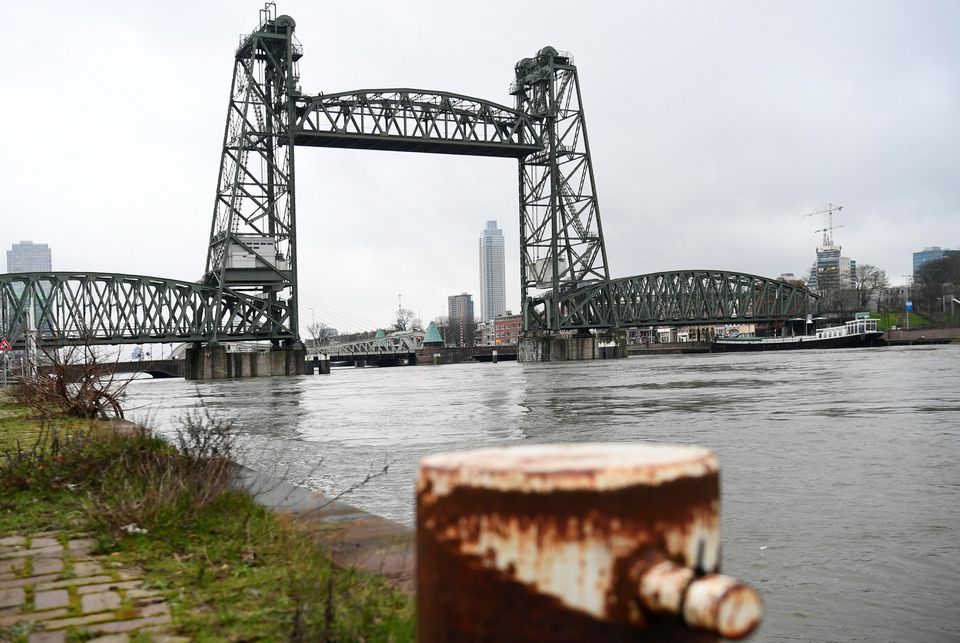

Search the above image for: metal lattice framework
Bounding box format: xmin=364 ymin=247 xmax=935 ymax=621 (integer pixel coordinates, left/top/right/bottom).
xmin=294 ymin=90 xmax=542 ymax=157
xmin=512 ymin=48 xmax=610 ymax=331
xmin=324 ymin=331 xmax=425 ymax=356
xmin=532 ymin=271 xmax=812 ymax=330
xmin=204 ymin=5 xmax=302 ymax=346
xmin=0 ymin=273 xmax=292 ymax=348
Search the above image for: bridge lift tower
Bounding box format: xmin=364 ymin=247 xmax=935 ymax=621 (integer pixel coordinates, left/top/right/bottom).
xmin=511 ymin=48 xmax=611 ymax=334
xmin=204 ymin=6 xmax=303 ymax=349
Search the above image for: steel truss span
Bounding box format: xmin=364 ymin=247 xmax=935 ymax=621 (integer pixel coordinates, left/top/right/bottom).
xmin=0 ymin=273 xmax=293 ymax=348
xmin=527 ymin=271 xmax=814 ymax=331
xmin=324 ymin=331 xmax=425 ymax=356
xmin=294 ymin=90 xmax=542 ymax=158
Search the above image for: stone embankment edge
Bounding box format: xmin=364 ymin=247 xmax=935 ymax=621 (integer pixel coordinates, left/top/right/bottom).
xmin=231 ymin=467 xmax=415 ymax=594
xmin=111 ymin=416 xmax=415 ymax=594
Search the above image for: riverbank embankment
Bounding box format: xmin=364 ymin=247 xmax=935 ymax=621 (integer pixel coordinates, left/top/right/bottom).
xmin=0 ymin=392 xmax=414 ymax=641
xmin=884 ymin=326 xmax=960 ymax=345
xmin=236 ymin=467 xmax=414 ymax=593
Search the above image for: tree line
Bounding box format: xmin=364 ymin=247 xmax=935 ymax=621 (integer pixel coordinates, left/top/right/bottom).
xmin=817 ymin=257 xmax=960 ymax=324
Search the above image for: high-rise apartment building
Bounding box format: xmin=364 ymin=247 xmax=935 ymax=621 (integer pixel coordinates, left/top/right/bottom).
xmin=447 ymin=292 xmax=475 ymax=347
xmin=478 ymin=220 xmax=506 ymax=321
xmin=447 ymin=292 xmax=474 ymax=324
xmin=6 ymin=241 xmax=52 ymax=273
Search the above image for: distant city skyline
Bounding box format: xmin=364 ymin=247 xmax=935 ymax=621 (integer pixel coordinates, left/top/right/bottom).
xmin=6 ymin=241 xmax=52 ymax=273
xmin=478 ymin=220 xmax=506 ymax=322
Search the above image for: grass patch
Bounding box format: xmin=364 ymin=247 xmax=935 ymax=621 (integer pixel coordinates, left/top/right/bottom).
xmin=870 ymin=311 xmax=933 ymax=330
xmin=0 ymin=391 xmax=414 ymax=641
xmin=110 ymin=490 xmax=414 ymax=641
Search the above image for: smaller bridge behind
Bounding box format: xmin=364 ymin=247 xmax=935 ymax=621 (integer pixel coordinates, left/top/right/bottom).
xmin=39 ymin=359 xmax=184 ymax=381
xmin=322 ymin=330 xmax=425 ymax=366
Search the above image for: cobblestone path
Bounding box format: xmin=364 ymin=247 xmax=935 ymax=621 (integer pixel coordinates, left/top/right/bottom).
xmin=0 ymin=533 xmax=183 ymax=643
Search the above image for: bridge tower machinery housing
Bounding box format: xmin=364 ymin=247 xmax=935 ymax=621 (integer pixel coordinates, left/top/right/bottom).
xmin=204 ymin=4 xmax=302 ymax=347
xmin=512 ymin=48 xmax=611 ymax=333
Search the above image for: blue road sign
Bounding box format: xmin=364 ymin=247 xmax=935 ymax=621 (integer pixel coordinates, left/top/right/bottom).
xmin=905 ymin=299 xmax=913 ymax=311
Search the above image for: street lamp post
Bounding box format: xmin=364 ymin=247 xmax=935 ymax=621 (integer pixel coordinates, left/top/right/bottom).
xmin=901 ymin=275 xmax=912 ymax=331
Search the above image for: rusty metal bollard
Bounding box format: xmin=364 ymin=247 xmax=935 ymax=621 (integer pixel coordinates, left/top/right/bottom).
xmin=417 ymin=444 xmax=761 ymax=642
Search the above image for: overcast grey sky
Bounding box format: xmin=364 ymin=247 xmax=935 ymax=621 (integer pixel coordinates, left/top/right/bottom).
xmin=2 ymin=0 xmax=957 ymax=332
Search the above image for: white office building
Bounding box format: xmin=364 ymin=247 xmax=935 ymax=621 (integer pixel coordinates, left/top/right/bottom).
xmin=6 ymin=241 xmax=52 ymax=273
xmin=478 ymin=220 xmax=506 ymax=321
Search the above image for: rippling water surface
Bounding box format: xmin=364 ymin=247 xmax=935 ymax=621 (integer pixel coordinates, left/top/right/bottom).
xmin=127 ymin=345 xmax=960 ymax=642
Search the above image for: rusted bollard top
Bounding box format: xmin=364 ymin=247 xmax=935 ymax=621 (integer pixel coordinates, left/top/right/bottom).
xmin=417 ymin=443 xmax=761 ymax=641
xmin=419 ymin=442 xmax=717 ymax=493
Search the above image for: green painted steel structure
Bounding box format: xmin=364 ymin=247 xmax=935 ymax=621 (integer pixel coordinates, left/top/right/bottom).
xmin=532 ymin=271 xmax=811 ymax=331
xmin=512 ymin=47 xmax=612 ymax=333
xmin=294 ymin=89 xmax=542 ymax=158
xmin=0 ymin=273 xmax=291 ymax=349
xmin=0 ymin=5 xmax=816 ymax=351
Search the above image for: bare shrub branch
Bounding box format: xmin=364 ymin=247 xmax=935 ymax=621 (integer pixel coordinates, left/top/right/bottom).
xmin=12 ymin=342 xmax=132 ymax=420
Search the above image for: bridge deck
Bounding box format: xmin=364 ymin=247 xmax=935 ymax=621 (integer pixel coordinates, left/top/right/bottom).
xmin=292 ymin=132 xmax=540 ymax=158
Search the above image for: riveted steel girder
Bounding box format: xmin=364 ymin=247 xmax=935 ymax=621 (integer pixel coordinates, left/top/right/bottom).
xmin=526 ymin=271 xmax=816 ymax=331
xmin=0 ymin=273 xmax=293 ymax=348
xmin=294 ymin=89 xmax=542 ymax=158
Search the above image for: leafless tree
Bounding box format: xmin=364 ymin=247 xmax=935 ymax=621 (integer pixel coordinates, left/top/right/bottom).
xmin=816 ymin=286 xmax=856 ymax=321
xmin=853 ymin=264 xmax=889 ymax=310
xmin=915 ymin=256 xmax=960 ymax=320
xmin=393 ymin=308 xmax=422 ymax=332
xmin=12 ymin=342 xmax=131 ymax=419
xmin=305 ymin=321 xmax=330 ymax=351
xmin=443 ymin=316 xmax=476 ymax=347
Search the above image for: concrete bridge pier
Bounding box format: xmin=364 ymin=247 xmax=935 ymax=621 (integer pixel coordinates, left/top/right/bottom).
xmin=518 ymin=330 xmax=627 ymax=362
xmin=185 ymin=344 xmax=306 ymax=380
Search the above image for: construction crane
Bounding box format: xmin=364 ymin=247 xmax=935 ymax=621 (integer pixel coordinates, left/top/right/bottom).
xmin=803 ymin=203 xmax=843 ymax=246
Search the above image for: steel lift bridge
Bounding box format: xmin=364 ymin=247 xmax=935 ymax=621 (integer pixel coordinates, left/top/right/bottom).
xmin=1 ymin=4 xmax=811 ymax=355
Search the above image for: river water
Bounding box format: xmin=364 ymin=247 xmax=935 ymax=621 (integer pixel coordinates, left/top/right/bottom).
xmin=126 ymin=345 xmax=960 ymax=642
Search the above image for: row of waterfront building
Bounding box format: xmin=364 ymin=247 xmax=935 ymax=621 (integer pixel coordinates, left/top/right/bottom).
xmin=800 ymin=237 xmax=957 ymax=294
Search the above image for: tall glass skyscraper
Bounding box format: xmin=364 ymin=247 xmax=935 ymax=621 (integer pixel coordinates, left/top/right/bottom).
xmin=478 ymin=220 xmax=506 ymax=321
xmin=6 ymin=241 xmax=52 ymax=273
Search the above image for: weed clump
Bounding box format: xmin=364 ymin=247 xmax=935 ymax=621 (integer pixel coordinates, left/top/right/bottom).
xmin=0 ymin=421 xmax=161 ymax=492
xmin=0 ymin=401 xmax=236 ymax=534
xmin=89 ymin=408 xmax=238 ymax=532
xmin=11 ymin=344 xmax=130 ymax=420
